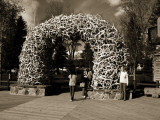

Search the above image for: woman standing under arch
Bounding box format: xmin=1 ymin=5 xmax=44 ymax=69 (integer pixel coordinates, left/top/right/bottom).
xmin=68 ymin=68 xmax=77 ymax=101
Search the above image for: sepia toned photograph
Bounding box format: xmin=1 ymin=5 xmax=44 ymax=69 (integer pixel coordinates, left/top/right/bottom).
xmin=0 ymin=0 xmax=160 ymax=119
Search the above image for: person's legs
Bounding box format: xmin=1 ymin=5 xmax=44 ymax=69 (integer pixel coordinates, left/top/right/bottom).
xmin=123 ymin=83 xmax=127 ymax=101
xmin=120 ymin=83 xmax=123 ymax=99
xmin=70 ymin=86 xmax=72 ymax=100
xmin=72 ymin=86 xmax=75 ymax=100
xmin=84 ymin=87 xmax=87 ymax=98
xmin=88 ymin=78 xmax=92 ymax=87
xmin=84 ymin=79 xmax=88 ymax=98
xmin=82 ymin=87 xmax=85 ymax=96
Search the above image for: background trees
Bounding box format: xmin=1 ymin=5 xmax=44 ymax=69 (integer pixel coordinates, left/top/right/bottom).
xmin=120 ymin=0 xmax=156 ymax=87
xmin=63 ymin=31 xmax=82 ymax=71
xmin=64 ymin=31 xmax=81 ymax=60
xmin=11 ymin=16 xmax=27 ymax=69
xmin=52 ymin=36 xmax=67 ymax=70
xmin=0 ymin=0 xmax=27 ymax=70
xmin=149 ymin=0 xmax=160 ymax=26
xmin=82 ymin=43 xmax=93 ymax=69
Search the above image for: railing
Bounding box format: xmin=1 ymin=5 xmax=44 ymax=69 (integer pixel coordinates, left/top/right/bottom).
xmin=0 ymin=73 xmax=17 ymax=90
xmin=0 ymin=73 xmax=10 ymax=90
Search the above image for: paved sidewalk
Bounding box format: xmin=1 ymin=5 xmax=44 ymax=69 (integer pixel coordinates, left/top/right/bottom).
xmin=0 ymin=91 xmax=160 ymax=120
xmin=0 ymin=91 xmax=84 ymax=120
xmin=0 ymin=91 xmax=39 ymax=112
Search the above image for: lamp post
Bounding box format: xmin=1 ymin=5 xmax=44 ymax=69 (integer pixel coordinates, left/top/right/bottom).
xmin=0 ymin=19 xmax=2 ymax=85
xmin=0 ymin=16 xmax=3 ymax=87
xmin=0 ymin=41 xmax=2 ymax=86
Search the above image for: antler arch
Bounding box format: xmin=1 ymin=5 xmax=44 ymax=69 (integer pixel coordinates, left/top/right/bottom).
xmin=18 ymin=14 xmax=128 ymax=89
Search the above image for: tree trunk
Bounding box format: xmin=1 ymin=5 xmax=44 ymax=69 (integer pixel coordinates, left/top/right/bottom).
xmin=133 ymin=62 xmax=136 ymax=90
xmin=156 ymin=81 xmax=159 ymax=88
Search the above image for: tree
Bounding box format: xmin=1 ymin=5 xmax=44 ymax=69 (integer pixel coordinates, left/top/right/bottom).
xmin=82 ymin=43 xmax=93 ymax=69
xmin=64 ymin=30 xmax=81 ymax=60
xmin=120 ymin=0 xmax=156 ymax=88
xmin=12 ymin=16 xmax=27 ymax=68
xmin=0 ymin=0 xmax=23 ymax=70
xmin=149 ymin=0 xmax=160 ymax=26
xmin=53 ymin=36 xmax=67 ymax=70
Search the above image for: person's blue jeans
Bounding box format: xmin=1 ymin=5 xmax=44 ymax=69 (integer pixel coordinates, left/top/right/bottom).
xmin=120 ymin=83 xmax=127 ymax=100
xmin=82 ymin=78 xmax=88 ymax=98
xmin=70 ymin=86 xmax=75 ymax=100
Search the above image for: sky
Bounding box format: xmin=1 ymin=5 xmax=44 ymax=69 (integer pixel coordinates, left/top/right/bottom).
xmin=19 ymin=0 xmax=124 ymax=27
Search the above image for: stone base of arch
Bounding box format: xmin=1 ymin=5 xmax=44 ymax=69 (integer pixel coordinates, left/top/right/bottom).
xmin=9 ymin=85 xmax=133 ymax=99
xmin=9 ymin=85 xmax=57 ymax=96
xmin=88 ymin=89 xmax=121 ymax=100
xmin=88 ymin=89 xmax=133 ymax=100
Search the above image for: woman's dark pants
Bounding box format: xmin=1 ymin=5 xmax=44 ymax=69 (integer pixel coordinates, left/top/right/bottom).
xmin=120 ymin=83 xmax=127 ymax=100
xmin=82 ymin=78 xmax=88 ymax=98
xmin=70 ymin=86 xmax=75 ymax=100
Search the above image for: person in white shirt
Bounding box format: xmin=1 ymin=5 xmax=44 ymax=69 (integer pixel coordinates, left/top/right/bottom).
xmin=120 ymin=66 xmax=128 ymax=101
xmin=68 ymin=68 xmax=77 ymax=101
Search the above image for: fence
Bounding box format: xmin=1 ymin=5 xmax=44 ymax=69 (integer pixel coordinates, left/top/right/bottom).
xmin=0 ymin=72 xmax=17 ymax=90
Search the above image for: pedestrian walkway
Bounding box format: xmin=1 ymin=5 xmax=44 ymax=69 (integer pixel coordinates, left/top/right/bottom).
xmin=0 ymin=91 xmax=160 ymax=120
xmin=0 ymin=91 xmax=39 ymax=112
xmin=0 ymin=91 xmax=84 ymax=120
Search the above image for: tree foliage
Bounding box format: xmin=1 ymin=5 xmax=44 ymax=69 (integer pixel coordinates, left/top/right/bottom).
xmin=121 ymin=1 xmax=155 ymax=63
xmin=64 ymin=31 xmax=81 ymax=60
xmin=149 ymin=0 xmax=160 ymax=26
xmin=53 ymin=36 xmax=67 ymax=69
xmin=120 ymin=0 xmax=156 ymax=79
xmin=0 ymin=0 xmax=26 ymax=70
xmin=82 ymin=43 xmax=93 ymax=68
xmin=11 ymin=16 xmax=27 ymax=68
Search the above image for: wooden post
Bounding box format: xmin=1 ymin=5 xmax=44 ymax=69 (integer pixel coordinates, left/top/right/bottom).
xmin=133 ymin=63 xmax=136 ymax=90
xmin=0 ymin=42 xmax=2 ymax=86
xmin=134 ymin=80 xmax=136 ymax=90
xmin=7 ymin=72 xmax=11 ymax=90
xmin=156 ymin=80 xmax=159 ymax=88
xmin=157 ymin=17 xmax=160 ymax=37
xmin=0 ymin=22 xmax=2 ymax=86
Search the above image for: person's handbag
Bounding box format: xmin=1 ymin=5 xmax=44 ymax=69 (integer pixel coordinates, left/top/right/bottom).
xmin=80 ymin=82 xmax=85 ymax=87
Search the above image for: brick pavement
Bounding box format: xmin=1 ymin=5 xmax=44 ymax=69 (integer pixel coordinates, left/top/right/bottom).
xmin=0 ymin=91 xmax=84 ymax=120
xmin=0 ymin=91 xmax=39 ymax=112
xmin=0 ymin=91 xmax=160 ymax=120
